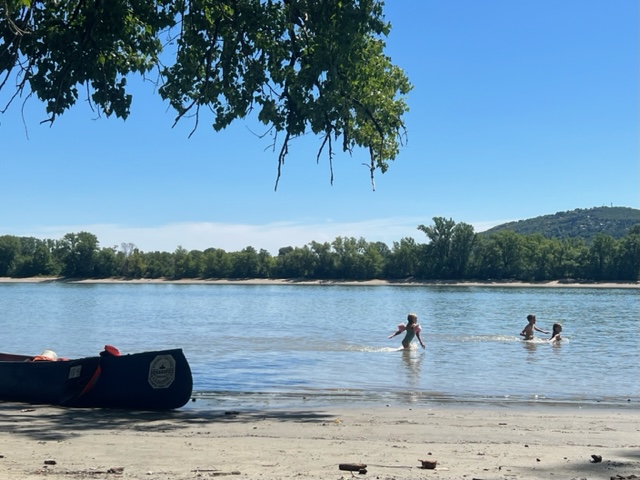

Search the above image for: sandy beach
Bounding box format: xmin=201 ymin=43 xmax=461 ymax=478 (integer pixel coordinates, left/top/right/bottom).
xmin=0 ymin=402 xmax=638 ymax=480
xmin=1 ymin=277 xmax=638 ymax=289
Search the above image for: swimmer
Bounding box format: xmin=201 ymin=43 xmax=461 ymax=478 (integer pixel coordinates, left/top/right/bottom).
xmin=549 ymin=323 xmax=563 ymax=342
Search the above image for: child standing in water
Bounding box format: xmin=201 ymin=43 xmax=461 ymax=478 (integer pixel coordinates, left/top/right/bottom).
xmin=389 ymin=313 xmax=425 ymax=349
xmin=520 ymin=314 xmax=550 ymax=340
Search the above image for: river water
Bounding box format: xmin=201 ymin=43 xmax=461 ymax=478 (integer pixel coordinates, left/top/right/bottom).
xmin=1 ymin=282 xmax=637 ymax=410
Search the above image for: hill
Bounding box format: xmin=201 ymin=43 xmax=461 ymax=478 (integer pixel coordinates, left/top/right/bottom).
xmin=480 ymin=206 xmax=640 ymax=242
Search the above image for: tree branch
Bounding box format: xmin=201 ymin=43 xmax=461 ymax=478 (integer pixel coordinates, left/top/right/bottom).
xmin=275 ymin=130 xmax=290 ymax=191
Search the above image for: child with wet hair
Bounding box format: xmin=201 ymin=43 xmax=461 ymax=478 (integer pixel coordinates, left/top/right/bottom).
xmin=549 ymin=323 xmax=563 ymax=342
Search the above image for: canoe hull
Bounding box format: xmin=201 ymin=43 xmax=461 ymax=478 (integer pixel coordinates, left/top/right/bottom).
xmin=0 ymin=348 xmax=193 ymax=410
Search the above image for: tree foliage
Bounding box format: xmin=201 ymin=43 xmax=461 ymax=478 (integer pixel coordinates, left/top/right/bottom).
xmin=0 ymin=0 xmax=411 ymax=188
xmin=481 ymin=207 xmax=640 ymax=242
xmin=2 ymin=219 xmax=639 ymax=282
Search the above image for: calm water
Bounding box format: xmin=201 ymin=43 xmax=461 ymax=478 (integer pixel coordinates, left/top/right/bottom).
xmin=1 ymin=283 xmax=638 ymax=409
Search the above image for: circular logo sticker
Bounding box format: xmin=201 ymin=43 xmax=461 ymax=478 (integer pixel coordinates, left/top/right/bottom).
xmin=148 ymin=354 xmax=176 ymax=389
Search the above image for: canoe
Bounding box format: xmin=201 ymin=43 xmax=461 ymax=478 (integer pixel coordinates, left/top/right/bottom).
xmin=0 ymin=346 xmax=193 ymax=410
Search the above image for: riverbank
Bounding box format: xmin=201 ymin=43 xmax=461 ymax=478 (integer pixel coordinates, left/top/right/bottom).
xmin=0 ymin=402 xmax=637 ymax=480
xmin=1 ymin=276 xmax=638 ymax=288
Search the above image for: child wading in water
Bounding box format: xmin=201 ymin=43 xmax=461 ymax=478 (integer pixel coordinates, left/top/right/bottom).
xmin=389 ymin=313 xmax=425 ymax=349
xmin=520 ymin=314 xmax=550 ymax=340
xmin=549 ymin=323 xmax=563 ymax=342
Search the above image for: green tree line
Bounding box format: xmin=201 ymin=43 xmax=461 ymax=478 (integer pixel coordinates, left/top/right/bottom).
xmin=1 ymin=218 xmax=639 ymax=282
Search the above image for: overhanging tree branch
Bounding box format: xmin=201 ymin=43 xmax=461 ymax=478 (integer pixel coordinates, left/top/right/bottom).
xmin=0 ymin=0 xmax=412 ymax=189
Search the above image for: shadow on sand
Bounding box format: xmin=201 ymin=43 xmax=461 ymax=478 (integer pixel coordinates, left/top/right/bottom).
xmin=0 ymin=401 xmax=336 ymax=442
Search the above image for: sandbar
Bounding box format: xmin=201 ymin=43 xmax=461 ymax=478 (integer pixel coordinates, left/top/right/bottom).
xmin=1 ymin=277 xmax=638 ymax=289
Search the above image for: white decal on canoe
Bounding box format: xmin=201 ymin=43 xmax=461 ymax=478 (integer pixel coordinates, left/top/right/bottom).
xmin=148 ymin=354 xmax=176 ymax=389
xmin=68 ymin=365 xmax=82 ymax=379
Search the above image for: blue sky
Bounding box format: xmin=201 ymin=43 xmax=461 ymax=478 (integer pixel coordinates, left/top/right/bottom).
xmin=1 ymin=1 xmax=638 ymax=254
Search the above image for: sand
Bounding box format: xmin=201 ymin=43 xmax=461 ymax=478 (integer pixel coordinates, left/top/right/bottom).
xmin=0 ymin=402 xmax=638 ymax=480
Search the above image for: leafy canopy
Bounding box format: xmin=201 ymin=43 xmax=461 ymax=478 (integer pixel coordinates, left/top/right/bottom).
xmin=0 ymin=0 xmax=412 ymax=188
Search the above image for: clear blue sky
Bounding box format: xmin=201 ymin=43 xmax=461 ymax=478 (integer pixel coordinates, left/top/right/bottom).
xmin=1 ymin=1 xmax=638 ymax=254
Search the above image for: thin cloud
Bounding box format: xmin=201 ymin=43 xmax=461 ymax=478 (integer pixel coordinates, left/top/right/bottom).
xmin=10 ymin=217 xmax=506 ymax=254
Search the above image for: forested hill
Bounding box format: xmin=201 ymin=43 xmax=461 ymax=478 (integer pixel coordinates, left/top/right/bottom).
xmin=480 ymin=206 xmax=640 ymax=242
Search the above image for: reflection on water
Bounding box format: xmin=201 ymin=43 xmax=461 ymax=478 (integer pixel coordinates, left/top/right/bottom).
xmin=523 ymin=340 xmax=540 ymax=363
xmin=401 ymin=348 xmax=424 ymax=388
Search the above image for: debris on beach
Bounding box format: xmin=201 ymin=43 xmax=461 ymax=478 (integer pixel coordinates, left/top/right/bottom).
xmin=36 ymin=467 xmax=125 ymax=475
xmin=418 ymin=459 xmax=438 ymax=469
xmin=591 ymin=454 xmax=603 ymax=463
xmin=191 ymin=469 xmax=241 ymax=476
xmin=338 ymin=463 xmax=367 ymax=474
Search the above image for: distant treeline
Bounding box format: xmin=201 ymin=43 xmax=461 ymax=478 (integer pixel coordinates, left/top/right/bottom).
xmin=1 ymin=217 xmax=639 ymax=282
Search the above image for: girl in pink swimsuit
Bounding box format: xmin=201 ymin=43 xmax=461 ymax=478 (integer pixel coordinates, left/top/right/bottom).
xmin=389 ymin=313 xmax=425 ymax=349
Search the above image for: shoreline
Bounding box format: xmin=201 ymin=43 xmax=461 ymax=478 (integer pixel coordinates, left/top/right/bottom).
xmin=0 ymin=402 xmax=638 ymax=480
xmin=1 ymin=276 xmax=638 ymax=288
xmin=188 ymin=389 xmax=640 ymax=410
